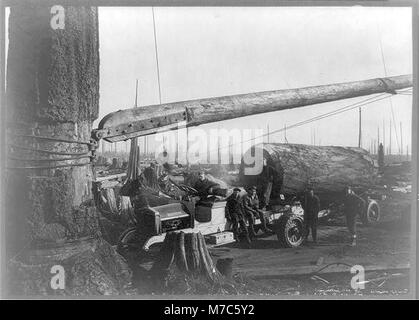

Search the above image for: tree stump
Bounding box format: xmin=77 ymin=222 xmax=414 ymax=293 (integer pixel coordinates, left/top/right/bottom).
xmin=150 ymin=231 xmax=228 ymax=294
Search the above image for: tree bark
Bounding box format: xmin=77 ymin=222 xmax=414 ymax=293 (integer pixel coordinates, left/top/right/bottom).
xmin=5 ymin=5 xmax=131 ymax=295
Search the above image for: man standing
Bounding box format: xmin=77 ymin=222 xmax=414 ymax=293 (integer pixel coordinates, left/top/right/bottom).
xmin=143 ymin=162 xmax=159 ymax=189
xmin=242 ymin=186 xmax=273 ymax=237
xmin=226 ymin=188 xmax=251 ymax=246
xmin=302 ymin=188 xmax=320 ymax=244
xmin=343 ymin=186 xmax=366 ymax=246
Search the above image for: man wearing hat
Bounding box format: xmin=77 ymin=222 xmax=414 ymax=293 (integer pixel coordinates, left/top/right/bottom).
xmin=242 ymin=186 xmax=273 ymax=237
xmin=343 ymin=185 xmax=366 ymax=246
xmin=225 ymin=188 xmax=251 ymax=246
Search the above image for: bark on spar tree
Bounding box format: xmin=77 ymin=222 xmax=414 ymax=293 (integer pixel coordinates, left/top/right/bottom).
xmin=6 ymin=5 xmax=131 ymax=295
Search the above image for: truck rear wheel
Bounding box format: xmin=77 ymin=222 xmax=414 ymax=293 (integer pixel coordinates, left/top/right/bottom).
xmin=275 ymin=214 xmax=304 ymax=248
xmin=361 ymin=200 xmax=380 ymax=226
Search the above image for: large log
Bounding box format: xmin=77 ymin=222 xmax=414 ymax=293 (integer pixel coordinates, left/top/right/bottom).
xmin=239 ymin=143 xmax=377 ymax=201
xmin=95 ymin=75 xmax=412 ymax=142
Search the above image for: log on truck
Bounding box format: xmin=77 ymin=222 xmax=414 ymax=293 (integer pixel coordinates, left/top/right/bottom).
xmin=239 ymin=143 xmax=377 ymax=202
xmin=239 ymin=143 xmax=382 ymax=226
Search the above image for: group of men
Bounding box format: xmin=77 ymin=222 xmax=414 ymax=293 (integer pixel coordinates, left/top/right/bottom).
xmin=302 ymin=185 xmax=366 ymax=246
xmin=225 ymin=186 xmax=274 ymax=246
xmin=225 ymin=182 xmax=366 ymax=247
xmin=129 ymin=166 xmax=366 ymax=248
xmin=192 ymin=171 xmax=273 ymax=247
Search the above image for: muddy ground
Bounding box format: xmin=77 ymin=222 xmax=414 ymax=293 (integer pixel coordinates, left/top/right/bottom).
xmin=211 ymin=218 xmax=411 ymax=296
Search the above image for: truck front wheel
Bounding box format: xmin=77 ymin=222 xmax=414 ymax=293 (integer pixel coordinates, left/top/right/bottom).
xmin=275 ymin=214 xmax=304 ymax=248
xmin=117 ymin=227 xmax=149 ymax=253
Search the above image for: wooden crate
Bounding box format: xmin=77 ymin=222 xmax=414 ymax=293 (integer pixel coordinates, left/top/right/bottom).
xmin=206 ymin=231 xmax=235 ymax=245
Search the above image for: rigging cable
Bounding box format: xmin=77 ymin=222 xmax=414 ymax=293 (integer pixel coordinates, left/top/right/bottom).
xmin=7 ymin=144 xmax=90 ymax=156
xmin=152 ymin=7 xmax=162 ymax=105
xmin=377 ymin=21 xmax=400 ymax=153
xmin=10 ymin=134 xmax=94 ymax=146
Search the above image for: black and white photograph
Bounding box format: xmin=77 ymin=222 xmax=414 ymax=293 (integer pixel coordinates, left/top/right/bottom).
xmin=0 ymin=0 xmax=417 ymax=301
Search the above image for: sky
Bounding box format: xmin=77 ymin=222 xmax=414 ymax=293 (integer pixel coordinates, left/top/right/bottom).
xmin=97 ymin=6 xmax=413 ymax=155
xmin=4 ymin=6 xmax=413 ymax=156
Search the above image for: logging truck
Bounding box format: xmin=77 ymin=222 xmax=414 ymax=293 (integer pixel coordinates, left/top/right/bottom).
xmin=114 ymin=186 xmax=307 ymax=252
xmin=111 ymin=156 xmax=382 ymax=253
xmin=91 ymin=74 xmax=411 ymax=252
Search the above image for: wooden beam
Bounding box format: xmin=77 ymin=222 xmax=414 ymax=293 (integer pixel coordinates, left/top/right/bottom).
xmin=95 ymin=74 xmax=412 ymax=142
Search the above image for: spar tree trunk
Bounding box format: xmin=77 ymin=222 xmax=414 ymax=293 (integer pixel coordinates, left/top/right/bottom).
xmin=5 ymin=5 xmax=131 ymax=295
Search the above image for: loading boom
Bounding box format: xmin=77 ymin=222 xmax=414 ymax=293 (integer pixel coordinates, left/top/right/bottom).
xmin=93 ymin=74 xmax=412 ymax=142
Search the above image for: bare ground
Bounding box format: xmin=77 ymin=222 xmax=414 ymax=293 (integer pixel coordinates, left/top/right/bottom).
xmin=207 ymin=202 xmax=411 ymax=296
xmin=122 ymin=204 xmax=411 ymax=296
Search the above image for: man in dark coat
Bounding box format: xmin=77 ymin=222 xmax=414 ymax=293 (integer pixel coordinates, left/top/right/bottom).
xmin=158 ymin=171 xmax=185 ymax=200
xmin=242 ymin=186 xmax=273 ymax=237
xmin=343 ymin=186 xmax=366 ymax=246
xmin=193 ymin=171 xmax=220 ymax=205
xmin=225 ymin=188 xmax=251 ymax=245
xmin=143 ymin=162 xmax=159 ymax=189
xmin=302 ymin=188 xmax=320 ymax=244
xmin=193 ymin=171 xmax=218 ymax=195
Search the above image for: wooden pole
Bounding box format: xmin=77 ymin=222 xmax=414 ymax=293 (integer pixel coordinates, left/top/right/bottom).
xmin=98 ymin=74 xmax=413 ymax=142
xmin=186 ymin=126 xmax=189 ymax=168
xmin=382 ymin=118 xmax=385 ymax=155
xmin=135 ymin=79 xmax=139 ymax=107
xmin=358 ymin=107 xmax=362 ymax=148
xmin=175 ymin=136 xmax=179 ymax=164
xmin=217 ymin=135 xmax=221 ymax=165
xmin=400 ymin=122 xmax=403 ymax=157
xmin=389 ymin=119 xmax=392 ymax=155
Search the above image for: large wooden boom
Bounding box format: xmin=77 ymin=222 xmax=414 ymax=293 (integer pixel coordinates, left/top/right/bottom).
xmin=94 ymin=74 xmax=412 ymax=142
